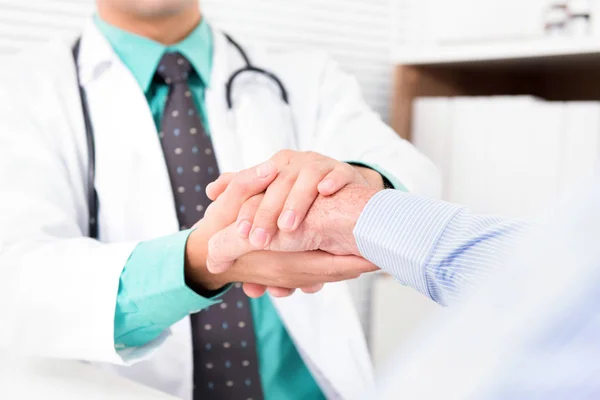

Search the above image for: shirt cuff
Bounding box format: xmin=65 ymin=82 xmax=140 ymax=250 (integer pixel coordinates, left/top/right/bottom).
xmin=346 ymin=161 xmax=408 ymax=192
xmin=353 ymin=190 xmax=462 ymax=299
xmin=114 ymin=229 xmax=225 ymax=348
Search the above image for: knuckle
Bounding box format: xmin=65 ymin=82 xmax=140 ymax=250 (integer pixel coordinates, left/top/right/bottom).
xmin=301 ymin=161 xmax=326 ymax=176
xmin=267 ymin=171 xmax=298 ymax=190
xmin=278 ymin=171 xmax=297 ymax=186
xmin=254 ymin=206 xmax=279 ymax=223
xmin=230 ymin=173 xmax=252 ymax=190
xmin=304 ymin=151 xmax=325 ymax=162
xmin=275 ymin=149 xmax=294 ymax=162
xmin=224 ymin=181 xmax=245 ymax=198
xmin=317 ymin=160 xmax=337 ymax=174
xmin=218 ymin=172 xmax=235 ymax=183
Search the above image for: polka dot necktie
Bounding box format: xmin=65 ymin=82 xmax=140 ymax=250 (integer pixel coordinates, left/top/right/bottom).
xmin=156 ymin=52 xmax=265 ymax=400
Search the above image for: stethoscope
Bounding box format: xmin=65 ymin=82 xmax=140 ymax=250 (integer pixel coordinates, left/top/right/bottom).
xmin=72 ymin=33 xmax=290 ymax=239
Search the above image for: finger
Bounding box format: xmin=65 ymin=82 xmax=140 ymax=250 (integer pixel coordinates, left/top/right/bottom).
xmin=291 ymin=254 xmax=376 ymax=284
xmin=207 ymin=223 xmax=257 ymax=274
xmin=324 ymin=255 xmax=380 ymax=280
xmin=249 ymin=171 xmax=298 ymax=248
xmin=243 ymin=283 xmax=268 ymax=298
xmin=203 ymin=161 xmax=277 ymax=226
xmin=280 ymin=252 xmax=378 ymax=283
xmin=277 ymin=161 xmax=335 ymax=232
xmin=317 ymin=163 xmax=359 ymax=196
xmin=206 ymin=172 xmax=235 ymax=201
xmin=300 ymin=283 xmax=324 ymax=294
xmin=268 ymin=287 xmax=296 ymax=297
xmin=237 ymin=251 xmax=378 ymax=289
xmin=236 ymin=194 xmax=264 ymax=239
xmin=218 ymin=150 xmax=292 ymax=207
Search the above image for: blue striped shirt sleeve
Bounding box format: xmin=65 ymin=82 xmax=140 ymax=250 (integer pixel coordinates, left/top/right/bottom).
xmin=353 ymin=190 xmax=530 ymax=306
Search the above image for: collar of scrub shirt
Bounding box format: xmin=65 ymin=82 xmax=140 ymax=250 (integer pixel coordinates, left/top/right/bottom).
xmin=76 ymin=15 xmax=212 ymax=90
xmin=92 ymin=14 xmax=213 ymax=92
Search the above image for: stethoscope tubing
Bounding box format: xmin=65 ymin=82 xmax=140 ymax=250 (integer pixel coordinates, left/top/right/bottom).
xmin=73 ymin=32 xmax=290 ymax=239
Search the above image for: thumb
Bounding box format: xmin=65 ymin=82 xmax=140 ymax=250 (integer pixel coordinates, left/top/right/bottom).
xmin=206 ymin=172 xmax=235 ymax=201
xmin=243 ymin=283 xmax=268 ymax=298
xmin=206 ymin=223 xmax=257 ymax=274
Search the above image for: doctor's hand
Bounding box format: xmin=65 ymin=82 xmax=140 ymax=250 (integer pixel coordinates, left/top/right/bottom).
xmin=205 ymin=184 xmax=380 ymax=297
xmin=189 ymin=242 xmax=376 ymax=298
xmin=206 ymin=150 xmax=384 ymax=249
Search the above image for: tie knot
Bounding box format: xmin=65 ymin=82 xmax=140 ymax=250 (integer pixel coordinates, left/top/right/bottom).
xmin=156 ymin=52 xmax=192 ymax=84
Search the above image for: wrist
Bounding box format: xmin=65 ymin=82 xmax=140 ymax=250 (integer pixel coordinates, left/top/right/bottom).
xmin=185 ymin=226 xmax=231 ymax=292
xmin=354 ymin=166 xmax=384 ymax=190
xmin=318 ymin=185 xmax=378 ymax=256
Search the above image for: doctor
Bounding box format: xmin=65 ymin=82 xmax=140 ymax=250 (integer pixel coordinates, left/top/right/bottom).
xmin=0 ymin=0 xmax=439 ymax=399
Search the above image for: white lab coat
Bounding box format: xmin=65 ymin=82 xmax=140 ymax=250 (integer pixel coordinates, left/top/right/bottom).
xmin=0 ymin=20 xmax=440 ymax=400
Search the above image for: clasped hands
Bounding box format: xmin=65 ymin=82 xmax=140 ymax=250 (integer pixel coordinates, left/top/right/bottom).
xmin=186 ymin=150 xmax=381 ymax=298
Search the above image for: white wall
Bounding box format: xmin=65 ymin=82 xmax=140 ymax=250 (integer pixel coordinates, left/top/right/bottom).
xmin=0 ymin=0 xmax=94 ymax=53
xmin=202 ymin=0 xmax=397 ymax=121
xmin=0 ymin=0 xmax=405 ymax=122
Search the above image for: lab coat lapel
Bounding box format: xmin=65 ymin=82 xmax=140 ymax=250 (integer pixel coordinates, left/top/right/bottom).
xmin=271 ymin=285 xmax=375 ymax=399
xmin=230 ymin=80 xmax=299 ymax=167
xmin=79 ymin=22 xmax=179 ymax=242
xmin=79 ymin=22 xmax=194 ymax=398
xmin=205 ymin=30 xmax=243 ymax=173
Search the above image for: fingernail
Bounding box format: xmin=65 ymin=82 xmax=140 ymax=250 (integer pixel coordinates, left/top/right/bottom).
xmin=319 ymin=179 xmax=334 ymax=192
xmin=205 ymin=182 xmax=214 ymax=197
xmin=279 ymin=210 xmax=296 ymax=230
xmin=250 ymin=228 xmax=269 ymax=248
xmin=237 ymin=220 xmax=252 ymax=237
xmin=256 ymin=162 xmax=274 ymax=179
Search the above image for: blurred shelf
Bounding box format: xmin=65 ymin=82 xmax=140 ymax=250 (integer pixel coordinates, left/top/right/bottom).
xmin=390 ymin=38 xmax=600 ymax=141
xmin=393 ymin=38 xmax=600 ymax=67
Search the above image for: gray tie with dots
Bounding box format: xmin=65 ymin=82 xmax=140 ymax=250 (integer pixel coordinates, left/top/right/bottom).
xmin=156 ymin=52 xmax=264 ymax=400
